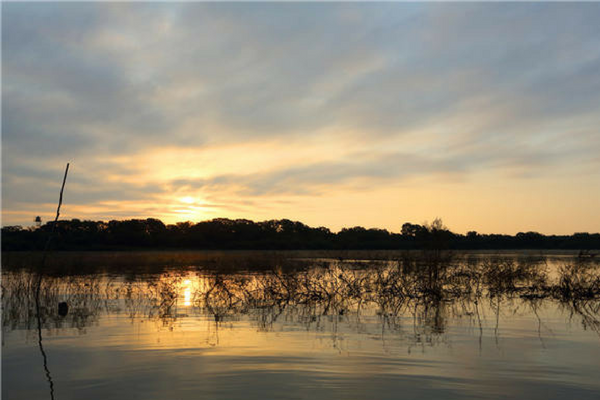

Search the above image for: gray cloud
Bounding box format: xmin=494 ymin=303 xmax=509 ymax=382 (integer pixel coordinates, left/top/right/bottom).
xmin=5 ymin=3 xmax=600 ymax=144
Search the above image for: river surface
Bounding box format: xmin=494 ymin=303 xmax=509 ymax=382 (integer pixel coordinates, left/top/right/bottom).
xmin=2 ymin=251 xmax=599 ymax=399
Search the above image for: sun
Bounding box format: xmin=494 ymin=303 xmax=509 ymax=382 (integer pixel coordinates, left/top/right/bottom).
xmin=168 ymin=195 xmax=209 ymax=222
xmin=179 ymin=196 xmax=196 ymax=204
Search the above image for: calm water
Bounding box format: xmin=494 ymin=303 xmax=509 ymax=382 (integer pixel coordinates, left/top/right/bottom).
xmin=2 ymin=252 xmax=599 ymax=399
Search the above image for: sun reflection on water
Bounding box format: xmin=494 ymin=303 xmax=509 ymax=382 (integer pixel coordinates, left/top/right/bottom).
xmin=182 ymin=278 xmax=192 ymax=306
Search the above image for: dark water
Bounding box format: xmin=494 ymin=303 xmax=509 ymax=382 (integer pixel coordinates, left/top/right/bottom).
xmin=2 ymin=252 xmax=599 ymax=399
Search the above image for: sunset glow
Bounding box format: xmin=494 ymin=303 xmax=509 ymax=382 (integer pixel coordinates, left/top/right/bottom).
xmin=2 ymin=3 xmax=600 ymax=234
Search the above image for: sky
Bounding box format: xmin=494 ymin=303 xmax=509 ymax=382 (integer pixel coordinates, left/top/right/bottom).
xmin=2 ymin=2 xmax=600 ymax=234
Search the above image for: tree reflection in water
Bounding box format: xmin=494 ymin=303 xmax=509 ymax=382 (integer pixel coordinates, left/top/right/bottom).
xmin=3 ymin=255 xmax=599 ymax=346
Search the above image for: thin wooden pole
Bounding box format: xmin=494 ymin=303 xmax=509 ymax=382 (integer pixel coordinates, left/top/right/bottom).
xmin=36 ymin=162 xmax=69 ymax=298
xmin=34 ymin=162 xmax=69 ymax=400
xmin=41 ymin=163 xmax=70 ymax=256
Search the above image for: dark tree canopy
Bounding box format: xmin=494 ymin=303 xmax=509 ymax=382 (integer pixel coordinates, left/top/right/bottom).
xmin=2 ymin=218 xmax=599 ymax=251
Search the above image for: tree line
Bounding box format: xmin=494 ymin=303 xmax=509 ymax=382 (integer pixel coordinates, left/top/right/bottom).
xmin=1 ymin=217 xmax=599 ymax=251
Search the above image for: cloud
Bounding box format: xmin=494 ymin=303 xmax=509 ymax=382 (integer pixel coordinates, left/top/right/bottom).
xmin=2 ymin=2 xmax=600 ymax=230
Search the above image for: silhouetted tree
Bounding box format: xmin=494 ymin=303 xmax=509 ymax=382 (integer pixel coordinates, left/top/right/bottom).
xmin=2 ymin=218 xmax=599 ymax=252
